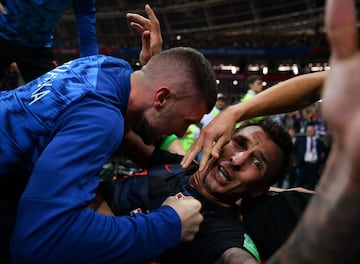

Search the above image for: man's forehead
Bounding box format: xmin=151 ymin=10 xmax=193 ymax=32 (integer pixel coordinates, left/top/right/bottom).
xmin=236 ymin=125 xmax=283 ymax=170
xmin=235 ymin=125 xmax=264 ymax=137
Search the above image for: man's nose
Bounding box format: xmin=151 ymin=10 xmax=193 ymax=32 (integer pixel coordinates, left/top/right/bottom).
xmin=230 ymin=151 xmax=250 ymax=166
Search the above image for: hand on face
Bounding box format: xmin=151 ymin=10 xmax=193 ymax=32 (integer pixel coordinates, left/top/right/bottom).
xmin=126 ymin=4 xmax=162 ymax=66
xmin=193 ymin=126 xmax=282 ymax=204
xmin=181 ymin=105 xmax=239 ymax=170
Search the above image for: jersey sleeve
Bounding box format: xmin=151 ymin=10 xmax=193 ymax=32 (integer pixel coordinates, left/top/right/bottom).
xmin=10 ymin=97 xmax=181 ymax=263
xmin=73 ymin=0 xmax=98 ymax=56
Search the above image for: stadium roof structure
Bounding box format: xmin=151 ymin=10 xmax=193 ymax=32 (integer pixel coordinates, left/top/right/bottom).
xmin=55 ymin=0 xmax=360 ymax=93
xmin=57 ymin=0 xmax=336 ymax=47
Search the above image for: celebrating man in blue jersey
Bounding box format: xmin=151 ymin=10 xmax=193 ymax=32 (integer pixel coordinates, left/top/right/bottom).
xmin=0 ymin=7 xmax=217 ymax=264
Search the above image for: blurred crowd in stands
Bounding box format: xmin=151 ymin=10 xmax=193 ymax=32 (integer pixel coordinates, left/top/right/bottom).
xmin=270 ymin=102 xmax=331 ymax=189
xmin=54 ymin=32 xmax=329 ymax=53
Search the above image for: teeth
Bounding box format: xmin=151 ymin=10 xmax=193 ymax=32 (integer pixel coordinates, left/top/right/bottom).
xmin=219 ymin=167 xmax=229 ymax=181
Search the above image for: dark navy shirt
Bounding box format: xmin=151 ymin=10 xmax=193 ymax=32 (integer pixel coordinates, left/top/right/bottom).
xmin=100 ymin=163 xmax=261 ymax=264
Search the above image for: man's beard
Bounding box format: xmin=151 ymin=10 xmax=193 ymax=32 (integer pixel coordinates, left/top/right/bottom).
xmin=133 ymin=115 xmax=159 ymax=145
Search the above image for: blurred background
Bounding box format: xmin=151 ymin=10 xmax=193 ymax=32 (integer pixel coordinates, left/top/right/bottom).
xmin=53 ymin=0 xmax=360 ymax=101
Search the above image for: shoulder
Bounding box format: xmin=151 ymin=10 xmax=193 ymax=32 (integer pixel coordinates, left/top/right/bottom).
xmin=240 ymin=191 xmax=312 ymax=260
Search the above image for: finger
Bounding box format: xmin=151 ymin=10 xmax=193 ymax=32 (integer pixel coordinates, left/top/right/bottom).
xmin=129 ymin=22 xmax=145 ymax=35
xmin=145 ymin=4 xmax=163 ymax=54
xmin=141 ymin=31 xmax=151 ymax=53
xmin=197 ymin=138 xmax=218 ymax=171
xmin=145 ymin=4 xmax=159 ymax=24
xmin=210 ymin=136 xmax=228 ymax=159
xmin=183 ymin=196 xmax=202 ymax=210
xmin=181 ymin=137 xmax=204 ymax=168
xmin=145 ymin=4 xmax=160 ymax=32
xmin=140 ymin=31 xmax=151 ymax=65
xmin=126 ymin=13 xmax=150 ymax=27
xmin=325 ymin=0 xmax=358 ymax=60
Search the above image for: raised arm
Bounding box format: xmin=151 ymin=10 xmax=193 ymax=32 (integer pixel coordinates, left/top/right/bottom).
xmin=182 ymin=70 xmax=327 ymax=170
xmin=127 ymin=4 xmax=162 ymax=66
xmin=120 ymin=4 xmax=163 ymax=167
xmin=73 ymin=0 xmax=98 ymax=57
xmin=269 ymin=0 xmax=360 ymax=262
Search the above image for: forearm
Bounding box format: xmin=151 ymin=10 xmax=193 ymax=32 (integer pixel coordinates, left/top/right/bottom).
xmin=215 ymin=247 xmax=259 ymax=264
xmin=12 ymin=201 xmax=181 ymax=263
xmin=232 ymin=71 xmax=327 ymax=122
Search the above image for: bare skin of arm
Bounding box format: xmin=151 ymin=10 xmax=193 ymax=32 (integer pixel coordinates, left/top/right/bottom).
xmin=268 ymin=0 xmax=360 ymax=263
xmin=182 ymin=70 xmax=327 ymax=170
xmin=88 ymin=192 xmax=114 ymax=216
xmin=215 ymin=247 xmax=259 ymax=264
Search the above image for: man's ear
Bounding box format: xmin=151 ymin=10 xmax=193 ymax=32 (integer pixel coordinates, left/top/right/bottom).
xmin=154 ymin=87 xmax=170 ymax=109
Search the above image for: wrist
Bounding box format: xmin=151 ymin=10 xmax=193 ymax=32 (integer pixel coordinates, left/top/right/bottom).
xmin=229 ymin=104 xmax=245 ymax=123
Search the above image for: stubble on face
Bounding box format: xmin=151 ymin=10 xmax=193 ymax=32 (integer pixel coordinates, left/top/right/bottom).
xmin=189 ymin=157 xmax=227 ymax=203
xmin=132 ymin=112 xmax=160 ymax=145
xmin=193 ymin=127 xmax=283 ymax=204
xmin=133 ymin=105 xmax=176 ymax=145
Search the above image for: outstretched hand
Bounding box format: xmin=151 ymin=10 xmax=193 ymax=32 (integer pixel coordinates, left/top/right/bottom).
xmin=127 ymin=4 xmax=162 ymax=66
xmin=181 ymin=105 xmax=239 ymax=170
